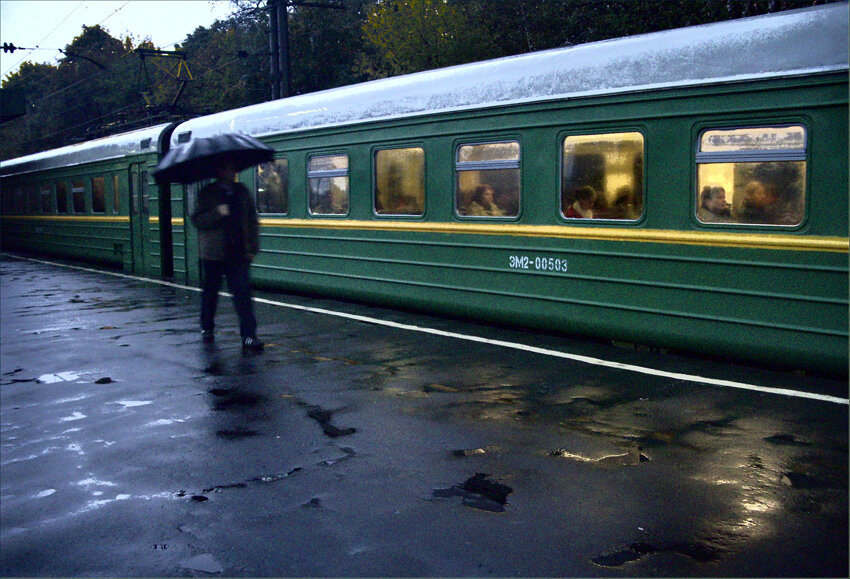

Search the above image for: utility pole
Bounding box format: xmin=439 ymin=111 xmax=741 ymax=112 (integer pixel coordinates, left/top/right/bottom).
xmin=267 ymin=0 xmax=344 ymax=101
xmin=277 ymin=0 xmax=290 ymax=98
xmin=269 ymin=0 xmax=280 ymax=100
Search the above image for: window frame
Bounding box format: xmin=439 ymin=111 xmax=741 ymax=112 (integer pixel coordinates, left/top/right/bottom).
xmin=255 ymin=157 xmax=290 ymax=216
xmin=40 ymin=183 xmax=53 ymax=214
xmin=558 ymin=128 xmax=647 ymax=224
xmin=307 ymin=152 xmax=350 ymax=217
xmin=372 ymin=143 xmax=426 ymax=219
xmin=111 ymin=174 xmax=121 ymax=214
xmin=91 ymin=176 xmax=106 ymax=214
xmin=454 ymin=138 xmax=522 ymax=220
xmin=694 ymin=122 xmax=808 ymax=229
xmin=56 ymin=181 xmax=68 ymax=214
xmin=71 ymin=180 xmax=87 ymax=214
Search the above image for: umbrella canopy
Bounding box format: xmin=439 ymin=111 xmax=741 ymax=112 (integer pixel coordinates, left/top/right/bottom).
xmin=153 ymin=132 xmax=274 ymax=184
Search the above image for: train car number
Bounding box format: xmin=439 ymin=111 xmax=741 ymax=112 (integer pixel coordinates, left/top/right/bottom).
xmin=509 ymin=255 xmax=568 ymax=273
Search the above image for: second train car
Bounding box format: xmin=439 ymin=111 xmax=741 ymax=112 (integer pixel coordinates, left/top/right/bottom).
xmin=2 ymin=4 xmax=848 ymax=375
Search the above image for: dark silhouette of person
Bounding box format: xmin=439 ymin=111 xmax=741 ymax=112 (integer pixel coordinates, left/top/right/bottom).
xmin=191 ymin=163 xmax=264 ymax=352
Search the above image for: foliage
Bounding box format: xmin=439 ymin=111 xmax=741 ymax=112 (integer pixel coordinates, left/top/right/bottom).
xmin=1 ymin=25 xmax=146 ymax=158
xmin=359 ymin=0 xmax=489 ymax=77
xmin=1 ymin=0 xmax=836 ymax=160
xmin=177 ymin=15 xmax=271 ymax=114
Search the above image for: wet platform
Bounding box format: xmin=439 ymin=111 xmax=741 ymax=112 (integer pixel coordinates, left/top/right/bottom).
xmin=1 ymin=254 xmax=847 ymax=577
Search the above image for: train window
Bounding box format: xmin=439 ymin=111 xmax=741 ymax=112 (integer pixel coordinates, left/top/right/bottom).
xmin=374 ymin=147 xmax=425 ymax=216
xmin=40 ymin=184 xmax=52 ymax=213
xmin=455 ymin=141 xmax=520 ymax=218
xmin=112 ymin=175 xmax=121 ymax=214
xmin=561 ymin=132 xmax=644 ymax=220
xmin=696 ymin=125 xmax=806 ymax=226
xmin=91 ymin=177 xmax=106 ymax=213
xmin=72 ymin=181 xmax=86 ymax=213
xmin=56 ymin=182 xmax=68 ymax=214
xmin=256 ymin=159 xmax=289 ymax=214
xmin=308 ymin=154 xmax=349 ymax=215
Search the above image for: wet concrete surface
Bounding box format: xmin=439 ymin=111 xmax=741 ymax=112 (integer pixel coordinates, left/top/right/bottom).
xmin=1 ymin=255 xmax=847 ymax=577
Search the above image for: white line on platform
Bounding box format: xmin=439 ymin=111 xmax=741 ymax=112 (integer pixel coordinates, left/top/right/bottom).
xmin=5 ymin=253 xmax=848 ymax=406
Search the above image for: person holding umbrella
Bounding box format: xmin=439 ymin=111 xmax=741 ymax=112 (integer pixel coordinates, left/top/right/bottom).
xmin=154 ymin=132 xmax=274 ymax=352
xmin=192 ymin=162 xmax=264 ymax=352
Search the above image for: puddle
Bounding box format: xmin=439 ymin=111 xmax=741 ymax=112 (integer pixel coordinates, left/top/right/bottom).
xmin=38 ymin=372 xmax=81 ymax=384
xmin=592 ymin=542 xmax=659 ymax=567
xmin=765 ymin=434 xmax=812 ymax=447
xmin=184 ymin=467 xmax=304 ymax=502
xmin=250 ymin=467 xmax=302 ymax=483
xmin=549 ymin=446 xmax=649 ymax=467
xmin=307 ymin=406 xmax=356 ymax=438
xmin=59 ymin=412 xmax=87 ymax=423
xmin=432 ymin=473 xmax=513 ymax=513
xmin=592 ymin=541 xmax=721 ymax=568
xmin=203 ymin=482 xmax=248 ymax=493
xmin=452 ymin=446 xmax=500 ymax=458
xmin=115 ymin=400 xmax=153 ymax=409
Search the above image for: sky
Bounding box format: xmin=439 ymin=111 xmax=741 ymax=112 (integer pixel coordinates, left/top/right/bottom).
xmin=0 ymin=0 xmax=236 ymax=79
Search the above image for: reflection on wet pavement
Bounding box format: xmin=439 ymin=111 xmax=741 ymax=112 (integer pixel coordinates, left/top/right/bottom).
xmin=2 ymin=258 xmax=847 ymax=576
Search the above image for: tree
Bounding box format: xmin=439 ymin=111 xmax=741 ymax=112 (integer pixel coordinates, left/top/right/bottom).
xmin=360 ymin=0 xmax=489 ymax=78
xmin=361 ymin=0 xmax=836 ymax=78
xmin=177 ymin=17 xmax=271 ymax=114
xmin=1 ymin=25 xmax=143 ymax=158
xmin=1 ymin=0 xmax=837 ymax=161
xmin=288 ymin=1 xmax=371 ymax=95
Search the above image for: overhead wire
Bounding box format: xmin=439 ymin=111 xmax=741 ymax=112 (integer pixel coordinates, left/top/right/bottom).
xmin=7 ymin=43 xmax=267 ymax=151
xmin=2 ymin=1 xmax=85 ymax=77
xmin=96 ymin=1 xmax=131 ymax=26
xmin=3 ymin=0 xmax=133 ymax=88
xmin=4 ymin=2 xmax=267 ymax=152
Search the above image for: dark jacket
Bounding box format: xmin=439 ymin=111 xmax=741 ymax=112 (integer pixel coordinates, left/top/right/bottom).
xmin=191 ymin=180 xmax=260 ymax=262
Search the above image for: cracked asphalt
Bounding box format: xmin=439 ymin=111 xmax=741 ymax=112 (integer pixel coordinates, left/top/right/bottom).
xmin=1 ymin=255 xmax=847 ymax=577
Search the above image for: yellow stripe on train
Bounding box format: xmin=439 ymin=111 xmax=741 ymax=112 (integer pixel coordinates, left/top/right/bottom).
xmin=260 ymin=219 xmax=850 ymax=253
xmin=4 ymin=215 xmax=846 ymax=253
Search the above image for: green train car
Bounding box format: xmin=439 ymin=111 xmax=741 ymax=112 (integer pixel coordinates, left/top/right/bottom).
xmin=0 ymin=123 xmax=180 ymax=278
xmin=2 ymin=4 xmax=847 ymax=375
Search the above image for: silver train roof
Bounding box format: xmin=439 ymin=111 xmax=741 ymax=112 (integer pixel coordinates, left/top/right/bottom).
xmin=1 ymin=124 xmax=172 ymax=177
xmin=173 ymin=2 xmax=848 ymax=145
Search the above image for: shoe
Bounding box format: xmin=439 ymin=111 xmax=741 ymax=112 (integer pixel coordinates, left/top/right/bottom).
xmin=242 ymin=336 xmax=264 ymax=352
xmin=201 ymin=330 xmax=214 ymax=344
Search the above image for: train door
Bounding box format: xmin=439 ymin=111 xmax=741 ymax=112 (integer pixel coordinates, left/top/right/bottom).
xmin=183 ymin=182 xmax=202 ymax=286
xmin=129 ymin=163 xmax=150 ymax=275
xmin=157 ymin=182 xmax=174 ymax=279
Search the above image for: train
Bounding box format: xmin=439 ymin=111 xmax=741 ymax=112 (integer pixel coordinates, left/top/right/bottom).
xmin=2 ymin=3 xmax=847 ymax=376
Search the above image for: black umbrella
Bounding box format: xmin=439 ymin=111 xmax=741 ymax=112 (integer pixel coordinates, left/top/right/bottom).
xmin=153 ymin=132 xmax=274 ymax=184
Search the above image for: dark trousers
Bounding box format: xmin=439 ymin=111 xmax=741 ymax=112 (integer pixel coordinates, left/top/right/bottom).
xmin=200 ymin=258 xmax=257 ymax=339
